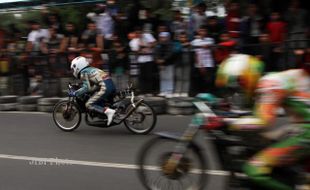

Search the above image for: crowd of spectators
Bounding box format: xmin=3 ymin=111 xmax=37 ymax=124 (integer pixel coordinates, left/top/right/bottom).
xmin=0 ymin=0 xmax=309 ymax=97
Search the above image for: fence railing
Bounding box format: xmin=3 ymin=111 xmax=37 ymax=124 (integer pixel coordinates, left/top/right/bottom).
xmin=0 ymin=39 xmax=309 ymax=97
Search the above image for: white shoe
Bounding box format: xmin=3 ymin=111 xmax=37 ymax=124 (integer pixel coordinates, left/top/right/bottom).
xmin=104 ymin=108 xmax=116 ymax=126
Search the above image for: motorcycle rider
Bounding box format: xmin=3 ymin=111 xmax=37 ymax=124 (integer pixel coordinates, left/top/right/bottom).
xmin=70 ymin=56 xmax=116 ymax=126
xmin=216 ymin=53 xmax=310 ymax=190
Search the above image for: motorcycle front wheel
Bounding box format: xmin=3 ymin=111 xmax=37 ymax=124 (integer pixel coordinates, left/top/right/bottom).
xmin=53 ymin=100 xmax=81 ymax=132
xmin=137 ymin=137 xmax=208 ymax=190
xmin=124 ymin=102 xmax=157 ymax=135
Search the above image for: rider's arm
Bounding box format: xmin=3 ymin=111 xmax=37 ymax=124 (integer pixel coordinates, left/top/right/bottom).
xmin=75 ymin=73 xmax=91 ymax=97
xmin=231 ymin=77 xmax=287 ymax=130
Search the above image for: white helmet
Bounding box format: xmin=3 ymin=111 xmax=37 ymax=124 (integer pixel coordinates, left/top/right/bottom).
xmin=71 ymin=56 xmax=89 ymax=78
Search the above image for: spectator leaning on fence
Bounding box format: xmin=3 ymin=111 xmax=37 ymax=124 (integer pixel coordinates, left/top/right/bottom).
xmin=191 ymin=25 xmax=216 ymax=95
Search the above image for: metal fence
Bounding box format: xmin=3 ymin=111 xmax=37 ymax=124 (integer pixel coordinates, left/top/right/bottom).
xmin=0 ymin=39 xmax=309 ymax=97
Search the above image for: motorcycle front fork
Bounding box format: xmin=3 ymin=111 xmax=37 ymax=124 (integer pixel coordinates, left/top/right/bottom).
xmin=162 ymin=124 xmax=200 ymax=175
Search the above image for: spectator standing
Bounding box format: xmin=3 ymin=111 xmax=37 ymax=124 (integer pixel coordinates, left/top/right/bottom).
xmin=214 ymin=32 xmax=237 ymax=64
xmin=45 ymin=13 xmax=63 ymax=34
xmin=156 ymin=24 xmax=170 ymax=40
xmin=254 ymin=33 xmax=272 ymax=71
xmin=41 ymin=27 xmax=64 ymax=77
xmin=207 ymin=16 xmax=224 ymax=43
xmin=129 ymin=27 xmax=157 ymax=94
xmin=191 ymin=26 xmax=215 ymax=95
xmin=40 ymin=6 xmax=63 ymax=33
xmin=109 ymin=39 xmax=129 ymax=90
xmin=285 ymin=0 xmax=309 ymax=69
xmin=87 ymin=3 xmax=114 ymax=40
xmin=81 ymin=21 xmax=104 ymax=69
xmin=190 ymin=3 xmax=207 ymax=37
xmin=242 ymin=4 xmax=265 ymax=44
xmin=25 ymin=21 xmax=49 ymax=77
xmin=61 ymin=22 xmax=80 ymax=73
xmin=138 ymin=8 xmax=159 ymax=34
xmin=266 ymin=12 xmax=286 ymax=44
xmin=266 ymin=11 xmax=287 ymax=71
xmin=285 ymin=0 xmax=308 ymax=50
xmin=106 ymin=0 xmax=119 ymax=18
xmin=114 ymin=11 xmax=130 ymax=44
xmin=171 ymin=10 xmax=188 ymax=40
xmin=174 ymin=32 xmax=192 ymax=97
xmin=25 ymin=21 xmax=48 ymax=53
xmin=155 ymin=32 xmax=175 ymax=97
xmin=225 ymin=2 xmax=241 ymax=40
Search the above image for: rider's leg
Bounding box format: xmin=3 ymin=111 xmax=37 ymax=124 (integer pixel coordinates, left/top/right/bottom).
xmin=86 ymin=79 xmax=116 ymax=125
xmin=243 ymin=128 xmax=310 ymax=190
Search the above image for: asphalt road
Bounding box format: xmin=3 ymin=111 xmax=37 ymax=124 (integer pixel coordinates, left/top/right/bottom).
xmin=0 ymin=112 xmax=288 ymax=190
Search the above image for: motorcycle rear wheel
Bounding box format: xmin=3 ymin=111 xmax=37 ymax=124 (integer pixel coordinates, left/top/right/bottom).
xmin=124 ymin=102 xmax=156 ymax=135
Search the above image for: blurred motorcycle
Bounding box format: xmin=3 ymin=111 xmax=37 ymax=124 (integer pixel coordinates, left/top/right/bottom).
xmin=137 ymin=95 xmax=310 ymax=190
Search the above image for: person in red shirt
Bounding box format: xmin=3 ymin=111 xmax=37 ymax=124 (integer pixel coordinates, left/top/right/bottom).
xmin=266 ymin=12 xmax=287 ymax=44
xmin=225 ymin=2 xmax=241 ymax=39
xmin=214 ymin=32 xmax=237 ymax=64
xmin=266 ymin=12 xmax=287 ymax=72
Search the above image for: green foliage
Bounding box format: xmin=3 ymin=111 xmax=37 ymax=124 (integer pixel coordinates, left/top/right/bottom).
xmin=49 ymin=5 xmax=92 ymax=31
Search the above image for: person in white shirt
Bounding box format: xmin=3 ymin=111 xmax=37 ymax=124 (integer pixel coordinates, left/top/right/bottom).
xmin=25 ymin=21 xmax=49 ymax=77
xmin=129 ymin=27 xmax=157 ymax=94
xmin=26 ymin=21 xmax=49 ymax=53
xmin=87 ymin=4 xmax=114 ymax=40
xmin=191 ymin=26 xmax=216 ymax=95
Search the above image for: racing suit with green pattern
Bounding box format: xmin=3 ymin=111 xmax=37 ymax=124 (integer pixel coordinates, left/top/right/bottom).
xmin=230 ymin=69 xmax=310 ymax=190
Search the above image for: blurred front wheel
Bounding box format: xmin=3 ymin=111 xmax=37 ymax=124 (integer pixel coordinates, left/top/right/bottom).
xmin=53 ymin=100 xmax=81 ymax=132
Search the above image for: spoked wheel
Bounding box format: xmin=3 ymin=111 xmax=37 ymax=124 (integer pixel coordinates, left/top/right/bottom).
xmin=137 ymin=137 xmax=207 ymax=190
xmin=124 ymin=102 xmax=157 ymax=134
xmin=53 ymin=100 xmax=81 ymax=132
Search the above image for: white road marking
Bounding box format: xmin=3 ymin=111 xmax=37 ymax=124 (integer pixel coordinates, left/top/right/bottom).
xmin=0 ymin=111 xmax=48 ymax=115
xmin=0 ymin=153 xmax=229 ymax=176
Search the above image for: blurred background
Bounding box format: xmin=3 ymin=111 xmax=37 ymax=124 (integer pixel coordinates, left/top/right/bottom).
xmin=0 ymin=0 xmax=309 ymax=97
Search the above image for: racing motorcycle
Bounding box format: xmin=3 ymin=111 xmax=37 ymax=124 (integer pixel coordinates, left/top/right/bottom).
xmin=52 ymin=83 xmax=157 ymax=134
xmin=137 ymin=96 xmax=310 ymax=190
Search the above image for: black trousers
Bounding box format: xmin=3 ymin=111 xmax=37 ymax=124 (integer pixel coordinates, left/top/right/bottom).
xmin=139 ymin=61 xmax=159 ymax=94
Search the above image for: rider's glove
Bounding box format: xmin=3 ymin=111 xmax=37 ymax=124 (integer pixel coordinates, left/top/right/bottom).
xmin=68 ymin=91 xmax=76 ymax=97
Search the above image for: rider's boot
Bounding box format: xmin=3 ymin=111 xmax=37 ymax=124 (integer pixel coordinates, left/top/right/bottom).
xmin=104 ymin=108 xmax=116 ymax=126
